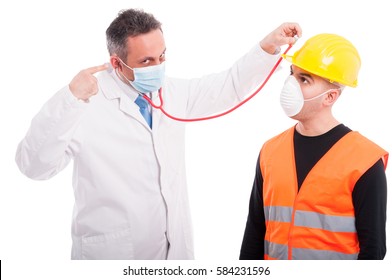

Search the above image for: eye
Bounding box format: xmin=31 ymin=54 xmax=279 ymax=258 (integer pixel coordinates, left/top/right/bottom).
xmin=141 ymin=59 xmax=151 ymax=65
xmin=299 ymin=76 xmax=310 ymax=84
xmin=159 ymin=52 xmax=166 ymax=62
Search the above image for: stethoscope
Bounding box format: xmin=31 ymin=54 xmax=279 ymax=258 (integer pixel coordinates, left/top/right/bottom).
xmin=126 ymin=43 xmax=294 ymax=122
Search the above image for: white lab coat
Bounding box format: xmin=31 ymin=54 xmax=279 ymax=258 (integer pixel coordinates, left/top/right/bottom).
xmin=15 ymin=45 xmax=279 ymax=259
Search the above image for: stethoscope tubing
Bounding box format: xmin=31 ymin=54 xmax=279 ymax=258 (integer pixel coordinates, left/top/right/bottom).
xmin=141 ymin=44 xmax=293 ymax=122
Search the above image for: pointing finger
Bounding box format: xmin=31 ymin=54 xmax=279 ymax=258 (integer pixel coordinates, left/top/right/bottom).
xmin=85 ymin=63 xmax=109 ymax=74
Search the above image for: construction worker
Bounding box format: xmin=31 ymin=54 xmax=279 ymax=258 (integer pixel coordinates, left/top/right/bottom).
xmin=240 ymin=33 xmax=388 ymax=260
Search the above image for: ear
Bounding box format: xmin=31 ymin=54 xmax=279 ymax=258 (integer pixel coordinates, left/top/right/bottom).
xmin=110 ymin=55 xmax=121 ymax=70
xmin=324 ymin=89 xmax=341 ymax=106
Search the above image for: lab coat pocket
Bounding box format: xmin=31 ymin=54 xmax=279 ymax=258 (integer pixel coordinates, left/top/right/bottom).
xmin=81 ymin=228 xmax=134 ymax=260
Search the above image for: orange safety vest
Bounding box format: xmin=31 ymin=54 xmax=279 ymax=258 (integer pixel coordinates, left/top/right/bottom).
xmin=260 ymin=126 xmax=388 ymax=260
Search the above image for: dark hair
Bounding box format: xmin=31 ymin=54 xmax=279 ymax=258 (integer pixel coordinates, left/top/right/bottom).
xmin=106 ymin=9 xmax=162 ymax=60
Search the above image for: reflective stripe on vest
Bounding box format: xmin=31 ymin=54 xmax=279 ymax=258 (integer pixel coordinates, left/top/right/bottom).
xmin=264 ymin=206 xmax=357 ymax=259
xmin=265 ymin=240 xmax=358 ymax=260
xmin=265 ymin=206 xmax=356 ymax=233
xmin=260 ymin=126 xmax=388 ymax=260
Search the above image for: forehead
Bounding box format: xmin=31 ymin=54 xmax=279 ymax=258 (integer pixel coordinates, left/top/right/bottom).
xmin=292 ymin=65 xmax=325 ymax=82
xmin=126 ymin=29 xmax=165 ymax=57
xmin=292 ymin=65 xmax=336 ymax=87
xmin=292 ymin=65 xmax=313 ymax=76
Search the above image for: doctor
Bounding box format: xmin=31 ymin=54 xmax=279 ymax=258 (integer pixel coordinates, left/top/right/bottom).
xmin=16 ymin=8 xmax=301 ymax=260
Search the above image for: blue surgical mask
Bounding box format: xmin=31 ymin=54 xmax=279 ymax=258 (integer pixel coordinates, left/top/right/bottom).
xmin=118 ymin=58 xmax=165 ymax=93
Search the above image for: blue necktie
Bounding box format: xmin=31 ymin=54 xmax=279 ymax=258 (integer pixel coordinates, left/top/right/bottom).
xmin=135 ymin=95 xmax=152 ymax=128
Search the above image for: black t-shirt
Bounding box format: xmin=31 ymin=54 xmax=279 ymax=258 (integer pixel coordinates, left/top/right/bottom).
xmin=239 ymin=124 xmax=387 ymax=260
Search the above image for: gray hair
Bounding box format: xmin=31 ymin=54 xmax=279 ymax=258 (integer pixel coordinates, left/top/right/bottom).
xmin=106 ymin=9 xmax=162 ymax=60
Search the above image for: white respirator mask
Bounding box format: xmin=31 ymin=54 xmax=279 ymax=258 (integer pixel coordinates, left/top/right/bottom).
xmin=280 ymin=76 xmax=338 ymax=117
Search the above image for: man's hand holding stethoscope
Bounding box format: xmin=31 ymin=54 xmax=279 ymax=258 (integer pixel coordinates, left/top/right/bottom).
xmin=260 ymin=22 xmax=302 ymax=54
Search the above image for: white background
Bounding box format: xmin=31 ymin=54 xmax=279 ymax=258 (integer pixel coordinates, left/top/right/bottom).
xmin=1 ymin=0 xmax=391 ymax=279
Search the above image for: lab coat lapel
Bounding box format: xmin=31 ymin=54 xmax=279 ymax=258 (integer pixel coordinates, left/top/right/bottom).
xmin=119 ymin=95 xmax=151 ymax=129
xmin=98 ymin=69 xmax=152 ymax=130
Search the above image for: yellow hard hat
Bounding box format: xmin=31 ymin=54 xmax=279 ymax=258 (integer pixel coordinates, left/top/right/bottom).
xmin=283 ymin=33 xmax=361 ymax=87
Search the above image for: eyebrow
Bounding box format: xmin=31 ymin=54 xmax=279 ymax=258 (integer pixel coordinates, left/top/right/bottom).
xmin=291 ymin=66 xmax=314 ymax=82
xmin=138 ymin=48 xmax=166 ymax=62
xmin=299 ymin=73 xmax=314 ymax=82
